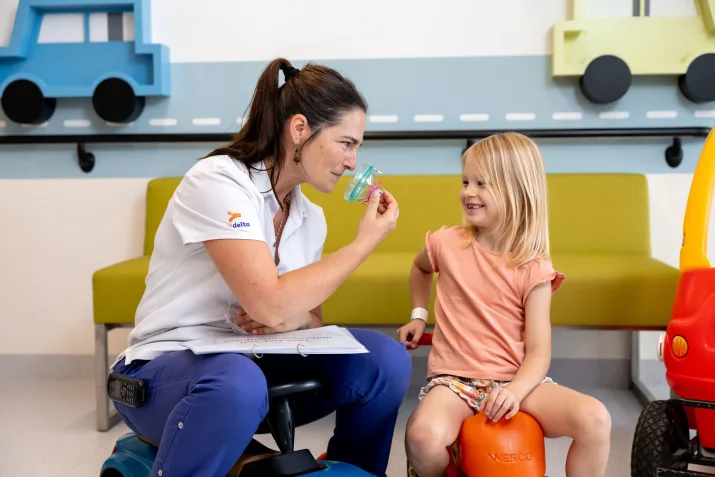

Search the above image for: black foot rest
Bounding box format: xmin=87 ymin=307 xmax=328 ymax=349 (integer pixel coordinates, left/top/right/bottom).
xmin=239 ymin=449 xmax=322 ymax=477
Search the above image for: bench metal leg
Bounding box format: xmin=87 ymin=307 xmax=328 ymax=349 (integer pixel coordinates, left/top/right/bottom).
xmin=95 ymin=323 xmax=120 ymax=431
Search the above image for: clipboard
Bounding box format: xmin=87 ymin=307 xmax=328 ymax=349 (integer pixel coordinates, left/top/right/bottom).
xmin=183 ymin=325 xmax=369 ymax=357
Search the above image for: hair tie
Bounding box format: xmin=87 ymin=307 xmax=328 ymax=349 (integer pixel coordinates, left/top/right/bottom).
xmin=282 ymin=66 xmax=300 ymax=82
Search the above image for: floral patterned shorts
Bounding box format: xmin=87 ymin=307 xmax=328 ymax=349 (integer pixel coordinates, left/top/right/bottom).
xmin=419 ymin=375 xmax=509 ymax=411
xmin=418 ymin=374 xmax=556 ymax=410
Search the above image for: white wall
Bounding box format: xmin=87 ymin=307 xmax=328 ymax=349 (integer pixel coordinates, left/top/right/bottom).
xmin=0 ymin=179 xmax=149 ymax=355
xmin=0 ymin=0 xmax=567 ymax=59
xmin=1 ymin=0 xmax=702 ymax=60
xmin=585 ymin=0 xmax=697 ymax=17
xmin=0 ymin=0 xmax=712 ymax=360
xmin=149 ymin=0 xmax=568 ymax=62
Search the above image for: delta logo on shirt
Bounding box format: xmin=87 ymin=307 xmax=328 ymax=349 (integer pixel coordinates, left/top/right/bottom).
xmin=227 ymin=211 xmax=250 ymax=228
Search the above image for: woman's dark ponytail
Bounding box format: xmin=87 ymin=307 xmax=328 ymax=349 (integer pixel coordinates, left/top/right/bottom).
xmin=205 ymin=58 xmax=290 ymax=173
xmin=203 ymin=57 xmax=368 ymax=195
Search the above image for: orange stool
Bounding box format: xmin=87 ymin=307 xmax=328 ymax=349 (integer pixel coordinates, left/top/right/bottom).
xmin=449 ymin=411 xmax=546 ymax=477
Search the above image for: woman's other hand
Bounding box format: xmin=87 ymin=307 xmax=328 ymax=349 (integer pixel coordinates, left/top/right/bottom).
xmin=233 ymin=306 xmax=315 ymax=334
xmin=354 ymin=189 xmax=399 ymax=252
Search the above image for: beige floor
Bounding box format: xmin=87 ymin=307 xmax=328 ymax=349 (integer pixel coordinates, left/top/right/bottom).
xmin=0 ymin=377 xmax=704 ymax=477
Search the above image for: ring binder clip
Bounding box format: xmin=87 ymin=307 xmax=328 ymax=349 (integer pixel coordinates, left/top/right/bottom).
xmin=252 ymin=344 xmax=263 ymax=359
xmin=297 ymin=343 xmax=309 ymax=357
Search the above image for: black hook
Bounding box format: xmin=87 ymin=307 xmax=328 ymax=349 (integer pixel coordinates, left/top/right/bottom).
xmin=665 ymin=137 xmax=683 ymax=168
xmin=77 ymin=143 xmax=95 ymax=173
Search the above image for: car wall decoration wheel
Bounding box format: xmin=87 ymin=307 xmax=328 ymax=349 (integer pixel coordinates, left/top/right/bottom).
xmin=1 ymin=79 xmax=56 ymax=125
xmin=92 ymin=78 xmax=145 ymax=124
xmin=580 ymin=55 xmax=632 ymax=104
xmin=679 ymin=53 xmax=715 ymax=103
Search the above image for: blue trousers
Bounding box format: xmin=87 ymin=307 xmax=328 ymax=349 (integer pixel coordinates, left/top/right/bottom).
xmin=112 ymin=328 xmax=412 ymax=477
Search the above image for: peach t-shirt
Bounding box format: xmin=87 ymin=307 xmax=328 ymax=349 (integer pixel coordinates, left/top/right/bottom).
xmin=425 ymin=226 xmax=565 ymax=382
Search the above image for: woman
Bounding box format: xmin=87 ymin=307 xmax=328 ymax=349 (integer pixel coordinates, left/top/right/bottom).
xmin=111 ymin=58 xmax=411 ymax=477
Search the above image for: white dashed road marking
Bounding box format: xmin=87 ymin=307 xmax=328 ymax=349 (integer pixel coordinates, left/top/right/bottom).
xmin=64 ymin=119 xmax=92 ymax=128
xmin=646 ymin=111 xmax=677 ymax=119
xmin=695 ymin=110 xmax=715 ymax=118
xmin=149 ymin=118 xmax=178 ymax=127
xmin=369 ymin=115 xmax=399 ymax=123
xmin=599 ymin=111 xmax=629 ymax=119
xmin=506 ymin=113 xmax=536 ymax=121
xmin=414 ymin=114 xmax=444 ymax=123
xmin=192 ymin=117 xmax=221 ymax=126
xmin=459 ymin=113 xmax=490 ymax=122
xmin=552 ymin=112 xmax=582 ymax=120
xmin=2 ymin=108 xmax=707 ymax=134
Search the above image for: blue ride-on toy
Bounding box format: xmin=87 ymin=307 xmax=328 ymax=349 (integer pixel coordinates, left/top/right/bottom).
xmin=100 ymin=377 xmax=374 ymax=476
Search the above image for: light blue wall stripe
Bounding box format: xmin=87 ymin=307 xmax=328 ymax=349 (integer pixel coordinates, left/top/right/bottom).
xmin=0 ymin=137 xmax=706 ymax=179
xmin=0 ymin=55 xmax=712 ymax=178
xmin=2 ymin=55 xmax=714 ymax=135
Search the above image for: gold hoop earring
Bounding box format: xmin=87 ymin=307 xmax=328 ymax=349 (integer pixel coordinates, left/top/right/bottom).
xmin=293 ymin=148 xmax=301 ymax=164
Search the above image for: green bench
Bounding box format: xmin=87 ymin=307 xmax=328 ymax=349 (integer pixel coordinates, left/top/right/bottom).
xmin=93 ymin=172 xmax=679 ymax=430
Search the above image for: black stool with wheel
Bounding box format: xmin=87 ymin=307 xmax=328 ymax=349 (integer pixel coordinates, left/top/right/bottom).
xmin=100 ymin=375 xmax=374 ymax=476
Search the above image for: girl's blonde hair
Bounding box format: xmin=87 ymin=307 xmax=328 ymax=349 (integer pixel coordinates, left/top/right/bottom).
xmin=461 ymin=132 xmax=550 ymax=267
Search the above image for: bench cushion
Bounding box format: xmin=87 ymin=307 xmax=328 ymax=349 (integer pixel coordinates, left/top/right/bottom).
xmin=318 ymin=252 xmax=679 ymax=328
xmin=91 ymin=253 xmax=677 ymax=329
xmin=142 ymin=173 xmax=652 ymax=255
xmin=144 ymin=177 xmax=183 ymax=256
xmin=549 ymin=254 xmax=678 ymax=328
xmin=93 ymin=256 xmax=150 ymax=325
xmin=93 ymin=173 xmax=677 ymax=330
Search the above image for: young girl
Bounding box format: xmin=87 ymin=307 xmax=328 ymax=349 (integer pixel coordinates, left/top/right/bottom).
xmin=398 ymin=132 xmax=612 ymax=477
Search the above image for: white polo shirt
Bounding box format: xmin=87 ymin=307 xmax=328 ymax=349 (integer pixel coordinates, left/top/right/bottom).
xmin=115 ymin=155 xmax=327 ymax=366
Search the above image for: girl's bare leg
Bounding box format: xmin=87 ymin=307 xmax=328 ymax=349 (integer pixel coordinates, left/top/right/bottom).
xmin=405 ymin=385 xmax=474 ymax=477
xmin=521 ymin=382 xmax=611 ymax=477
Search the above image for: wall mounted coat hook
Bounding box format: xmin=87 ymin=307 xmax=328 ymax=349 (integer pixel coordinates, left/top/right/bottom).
xmin=665 ymin=137 xmax=683 ymax=168
xmin=77 ymin=143 xmax=95 ymax=173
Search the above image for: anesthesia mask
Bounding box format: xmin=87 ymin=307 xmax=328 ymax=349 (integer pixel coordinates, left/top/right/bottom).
xmin=344 ymin=163 xmax=383 ymax=203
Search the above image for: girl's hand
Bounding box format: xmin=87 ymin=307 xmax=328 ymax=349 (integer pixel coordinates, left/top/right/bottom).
xmin=482 ymin=386 xmax=520 ymax=422
xmin=397 ymin=319 xmax=427 ymax=349
xmin=234 ymin=306 xmax=312 ymax=334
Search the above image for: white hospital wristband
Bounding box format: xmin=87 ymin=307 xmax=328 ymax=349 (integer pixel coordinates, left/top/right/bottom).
xmin=410 ymin=307 xmax=428 ymax=322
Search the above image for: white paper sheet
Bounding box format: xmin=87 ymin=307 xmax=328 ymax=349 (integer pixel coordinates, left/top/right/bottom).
xmin=183 ymin=325 xmax=369 ymax=356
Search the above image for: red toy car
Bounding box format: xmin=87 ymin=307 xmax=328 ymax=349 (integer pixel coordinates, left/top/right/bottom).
xmin=631 ymin=128 xmax=715 ymax=477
